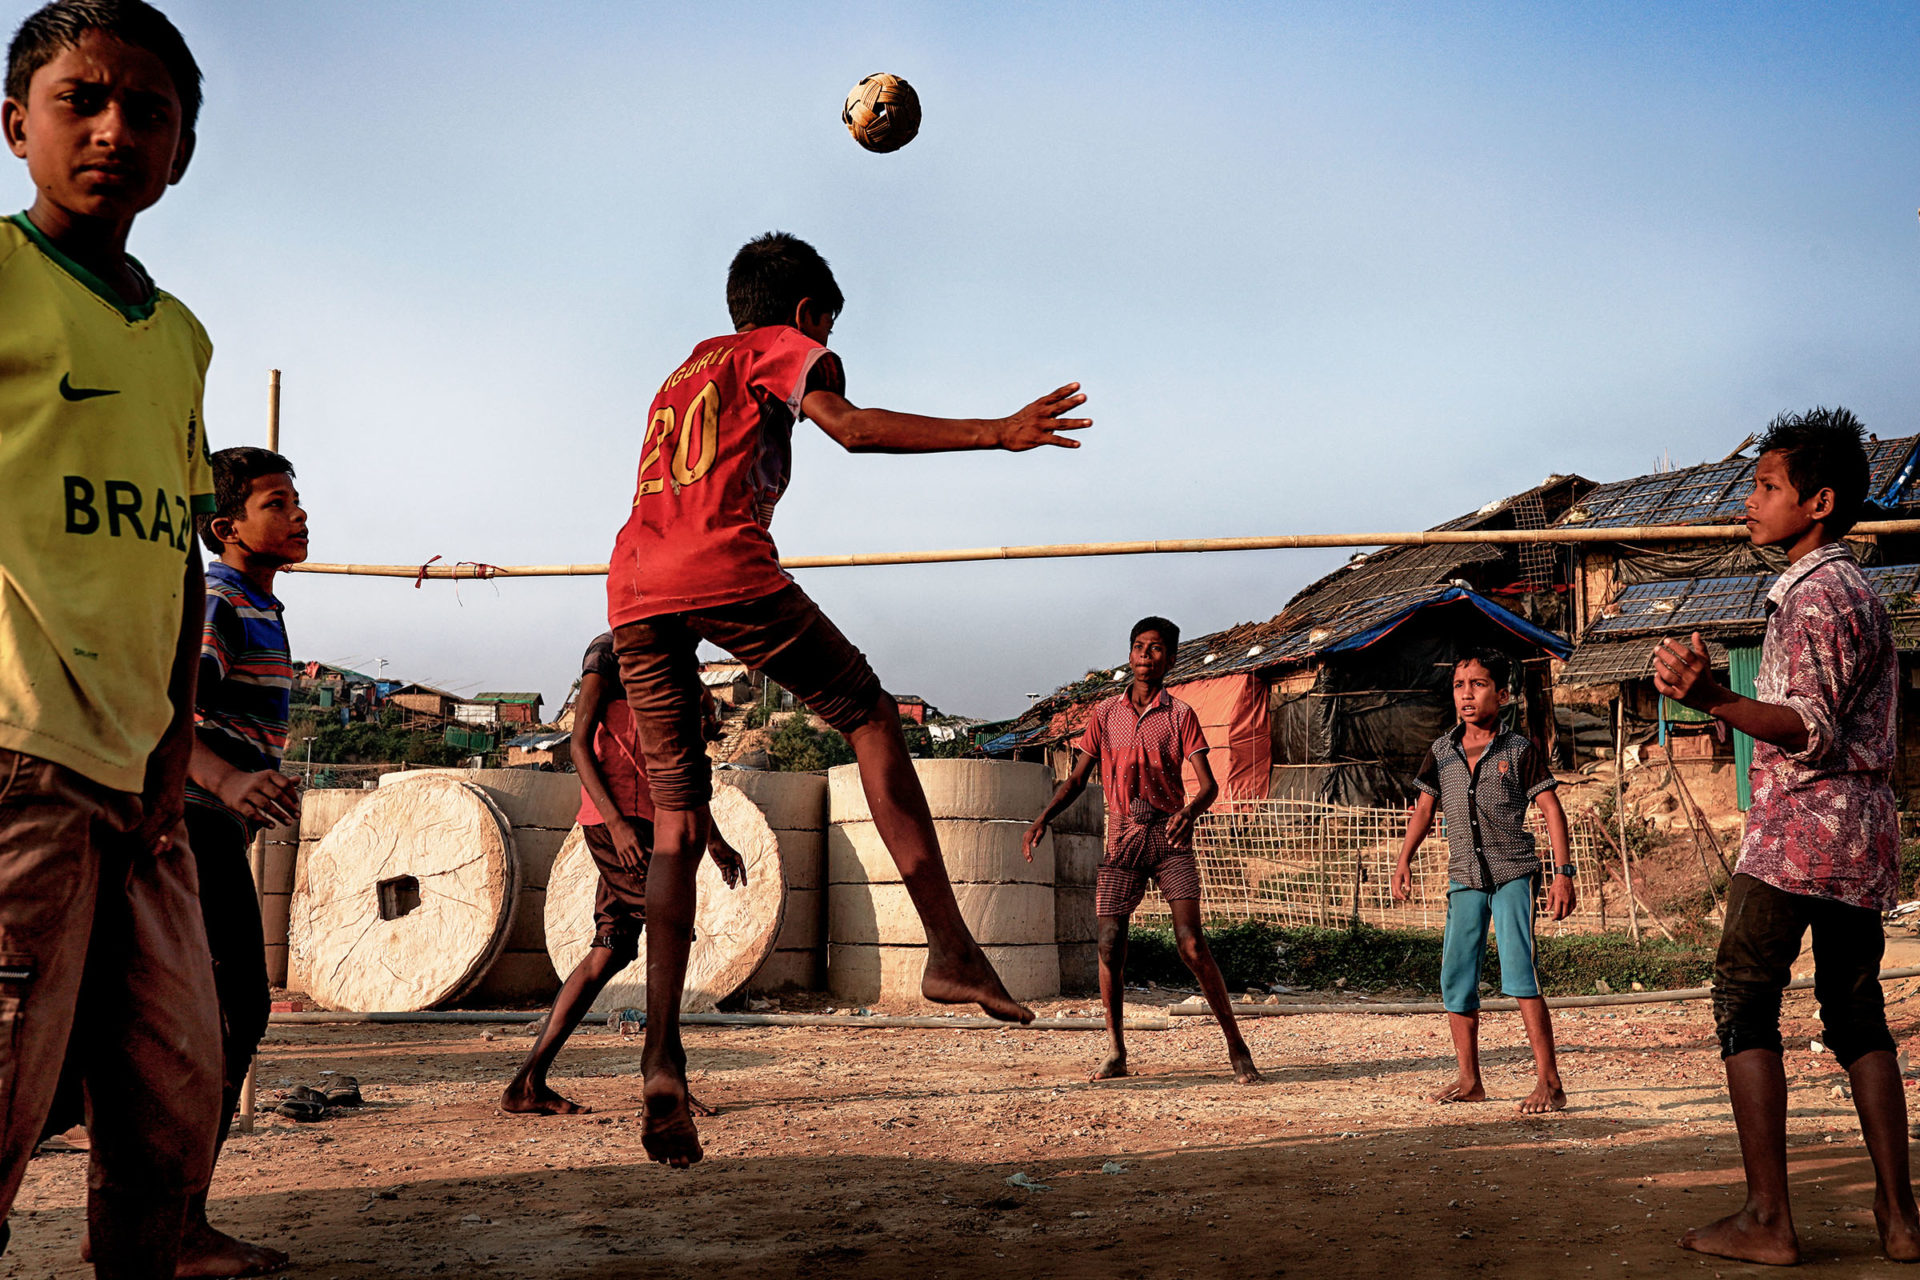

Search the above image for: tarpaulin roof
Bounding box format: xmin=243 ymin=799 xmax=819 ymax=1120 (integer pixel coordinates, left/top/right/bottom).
xmin=1587 ymin=562 xmax=1920 ymax=641
xmin=1561 ymin=435 xmax=1920 ymax=530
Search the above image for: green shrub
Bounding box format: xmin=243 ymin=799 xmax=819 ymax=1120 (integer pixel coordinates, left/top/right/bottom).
xmin=1123 ymin=920 xmax=1713 ymax=998
xmin=767 ymin=715 xmax=855 ymax=772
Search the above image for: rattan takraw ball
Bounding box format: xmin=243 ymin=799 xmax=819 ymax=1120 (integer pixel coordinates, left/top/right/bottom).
xmin=843 ymin=73 xmax=921 ymax=153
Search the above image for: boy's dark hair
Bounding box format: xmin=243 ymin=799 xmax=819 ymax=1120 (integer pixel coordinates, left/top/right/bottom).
xmin=7 ymin=0 xmax=202 ymax=130
xmin=1755 ymin=406 xmax=1871 ymax=536
xmin=1130 ymin=616 xmax=1180 ymax=651
xmin=727 ymin=232 xmax=844 ymax=331
xmin=198 ymin=447 xmax=293 ymax=552
xmin=1452 ymin=648 xmax=1511 ymax=688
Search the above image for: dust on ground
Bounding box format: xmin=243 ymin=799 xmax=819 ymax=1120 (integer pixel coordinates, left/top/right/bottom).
xmin=11 ymin=976 xmax=1920 ymax=1278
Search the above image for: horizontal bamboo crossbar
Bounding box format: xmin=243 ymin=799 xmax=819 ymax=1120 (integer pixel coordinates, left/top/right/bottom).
xmin=283 ymin=519 xmax=1920 ymax=581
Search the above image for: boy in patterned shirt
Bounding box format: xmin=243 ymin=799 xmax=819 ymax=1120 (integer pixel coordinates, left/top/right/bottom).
xmin=1025 ymin=617 xmax=1260 ymax=1085
xmin=1656 ymin=408 xmax=1920 ymax=1266
xmin=607 ymin=232 xmax=1089 ymax=1165
xmin=0 ymin=2 xmax=225 ymax=1272
xmin=1392 ymin=649 xmax=1575 ymax=1113
xmin=181 ymin=446 xmax=306 ymax=1276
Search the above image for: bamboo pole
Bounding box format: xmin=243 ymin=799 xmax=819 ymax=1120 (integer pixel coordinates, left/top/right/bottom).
xmin=1613 ymin=701 xmax=1641 ymax=947
xmin=281 ymin=520 xmax=1920 ymax=581
xmin=237 ymin=369 xmax=283 ymax=1139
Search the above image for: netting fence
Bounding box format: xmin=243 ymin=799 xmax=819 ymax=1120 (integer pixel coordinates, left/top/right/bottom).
xmin=1133 ymin=798 xmax=1624 ymax=935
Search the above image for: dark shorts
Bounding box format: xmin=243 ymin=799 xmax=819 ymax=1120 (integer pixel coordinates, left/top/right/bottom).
xmin=184 ymin=802 xmax=271 ymax=1118
xmin=1712 ymin=873 xmax=1894 ymax=1066
xmin=583 ymin=820 xmax=652 ymax=944
xmin=612 ymin=583 xmax=885 ymax=810
xmin=1094 ymin=851 xmax=1202 ymax=918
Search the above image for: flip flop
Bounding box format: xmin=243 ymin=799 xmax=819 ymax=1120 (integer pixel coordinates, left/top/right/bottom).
xmin=322 ymin=1076 xmax=362 ymax=1107
xmin=276 ymin=1086 xmax=328 ymax=1122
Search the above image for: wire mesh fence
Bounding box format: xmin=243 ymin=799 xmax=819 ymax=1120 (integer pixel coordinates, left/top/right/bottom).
xmin=1133 ymin=798 xmax=1623 ymax=935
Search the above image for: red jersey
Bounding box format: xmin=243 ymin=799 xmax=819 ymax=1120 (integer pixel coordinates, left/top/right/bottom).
xmin=607 ymin=326 xmax=844 ymax=625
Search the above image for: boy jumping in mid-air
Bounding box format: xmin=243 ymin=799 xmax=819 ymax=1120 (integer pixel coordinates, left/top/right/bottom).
xmin=0 ymin=2 xmax=224 ymax=1272
xmin=608 ymin=232 xmax=1088 ymax=1165
xmin=1392 ymin=649 xmax=1574 ymax=1114
xmin=1025 ymin=617 xmax=1260 ymax=1085
xmin=1656 ymin=409 xmax=1920 ymax=1266
xmin=501 ymin=632 xmax=742 ymax=1118
xmin=180 ymin=447 xmax=309 ymax=1275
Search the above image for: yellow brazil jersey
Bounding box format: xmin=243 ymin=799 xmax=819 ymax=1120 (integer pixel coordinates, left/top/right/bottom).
xmin=0 ymin=213 xmax=215 ymax=792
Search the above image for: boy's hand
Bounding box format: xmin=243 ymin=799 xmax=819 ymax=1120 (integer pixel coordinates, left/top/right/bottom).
xmin=994 ymin=384 xmax=1091 ymax=451
xmin=1167 ymin=805 xmax=1199 ymax=848
xmin=606 ymin=817 xmax=648 ymax=873
xmin=1391 ymin=861 xmax=1412 ymax=903
xmin=216 ymin=769 xmax=302 ymax=828
xmin=1547 ymin=873 xmax=1577 ymax=920
xmin=1652 ymin=633 xmax=1726 ymax=711
xmin=1022 ymin=818 xmax=1048 ymax=862
xmin=708 ymin=831 xmax=747 ymax=888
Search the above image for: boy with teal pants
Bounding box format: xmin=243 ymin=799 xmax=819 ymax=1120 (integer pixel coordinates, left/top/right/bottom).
xmin=1392 ymin=649 xmax=1575 ymax=1113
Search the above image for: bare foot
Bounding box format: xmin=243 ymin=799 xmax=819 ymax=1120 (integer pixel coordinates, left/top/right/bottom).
xmin=1678 ymin=1209 xmax=1800 ymax=1266
xmin=1875 ymin=1196 xmax=1920 ymax=1261
xmin=922 ymin=947 xmax=1034 ymax=1024
xmin=1518 ymin=1079 xmax=1567 ymax=1114
xmin=641 ymin=1069 xmax=704 ymax=1168
xmin=688 ymin=1092 xmax=718 ymax=1118
xmin=1090 ymin=1051 xmax=1129 ymax=1081
xmin=500 ymin=1078 xmax=590 ymax=1116
xmin=1431 ymin=1077 xmax=1487 ymax=1104
xmin=1231 ymin=1054 xmax=1264 ymax=1085
xmin=175 ymin=1220 xmax=290 ymax=1278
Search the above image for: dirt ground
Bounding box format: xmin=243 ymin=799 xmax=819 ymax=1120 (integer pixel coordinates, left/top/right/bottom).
xmin=11 ymin=964 xmax=1920 ymax=1278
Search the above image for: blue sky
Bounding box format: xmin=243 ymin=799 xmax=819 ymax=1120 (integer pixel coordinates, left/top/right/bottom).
xmin=9 ymin=2 xmax=1917 ymax=718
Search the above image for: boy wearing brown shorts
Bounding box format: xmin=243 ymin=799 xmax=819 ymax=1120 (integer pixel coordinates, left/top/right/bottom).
xmin=0 ymin=2 xmax=223 ymax=1271
xmin=607 ymin=232 xmax=1089 ymax=1165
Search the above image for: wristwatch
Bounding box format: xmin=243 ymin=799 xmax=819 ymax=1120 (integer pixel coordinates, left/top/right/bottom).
xmin=1553 ymin=864 xmax=1577 ymax=879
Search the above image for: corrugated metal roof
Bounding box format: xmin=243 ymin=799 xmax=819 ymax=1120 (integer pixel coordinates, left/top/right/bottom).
xmin=1587 ymin=562 xmax=1920 ymax=640
xmin=1557 ymin=637 xmax=1733 ymax=688
xmin=505 ymin=729 xmax=571 ymax=751
xmin=1562 ymin=435 xmax=1920 ymax=530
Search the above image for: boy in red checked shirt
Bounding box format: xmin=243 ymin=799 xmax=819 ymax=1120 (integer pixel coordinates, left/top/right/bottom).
xmin=1024 ymin=617 xmax=1260 ymax=1085
xmin=1657 ymin=409 xmax=1920 ymax=1267
xmin=607 ymin=232 xmax=1089 ymax=1165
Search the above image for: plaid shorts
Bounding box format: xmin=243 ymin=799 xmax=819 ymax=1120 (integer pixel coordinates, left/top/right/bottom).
xmin=1094 ymin=850 xmax=1202 ymax=918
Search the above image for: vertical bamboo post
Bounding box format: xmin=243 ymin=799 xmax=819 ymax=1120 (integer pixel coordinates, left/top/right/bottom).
xmin=237 ymin=370 xmax=282 ymax=1137
xmin=1614 ymin=700 xmax=1641 ymax=948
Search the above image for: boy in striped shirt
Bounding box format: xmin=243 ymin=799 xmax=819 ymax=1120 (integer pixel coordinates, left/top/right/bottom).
xmin=182 ymin=446 xmax=306 ymax=1276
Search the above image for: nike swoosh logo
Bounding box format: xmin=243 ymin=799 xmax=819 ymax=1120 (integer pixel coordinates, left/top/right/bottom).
xmin=59 ymin=374 xmax=118 ymax=401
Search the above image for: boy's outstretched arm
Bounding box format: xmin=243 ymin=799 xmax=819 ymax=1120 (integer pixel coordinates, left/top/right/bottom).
xmin=1391 ymin=793 xmax=1437 ymax=902
xmin=802 ymin=383 xmax=1089 ymax=454
xmin=1653 ymin=632 xmax=1808 ymax=752
xmin=1536 ymin=790 xmax=1577 ymax=920
xmin=1023 ymin=749 xmax=1096 ymax=861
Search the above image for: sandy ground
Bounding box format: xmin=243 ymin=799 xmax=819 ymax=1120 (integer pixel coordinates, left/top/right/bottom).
xmin=10 ymin=967 xmax=1920 ymax=1278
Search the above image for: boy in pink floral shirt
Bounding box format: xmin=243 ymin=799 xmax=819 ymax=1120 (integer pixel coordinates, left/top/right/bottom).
xmin=1655 ymin=407 xmax=1919 ymax=1266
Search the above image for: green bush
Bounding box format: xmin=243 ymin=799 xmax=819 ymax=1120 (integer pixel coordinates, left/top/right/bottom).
xmin=767 ymin=715 xmax=855 ymax=772
xmin=1123 ymin=920 xmax=1713 ymax=998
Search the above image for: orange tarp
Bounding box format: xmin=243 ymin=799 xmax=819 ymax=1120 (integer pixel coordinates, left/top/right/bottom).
xmin=1171 ymin=673 xmax=1271 ymax=801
